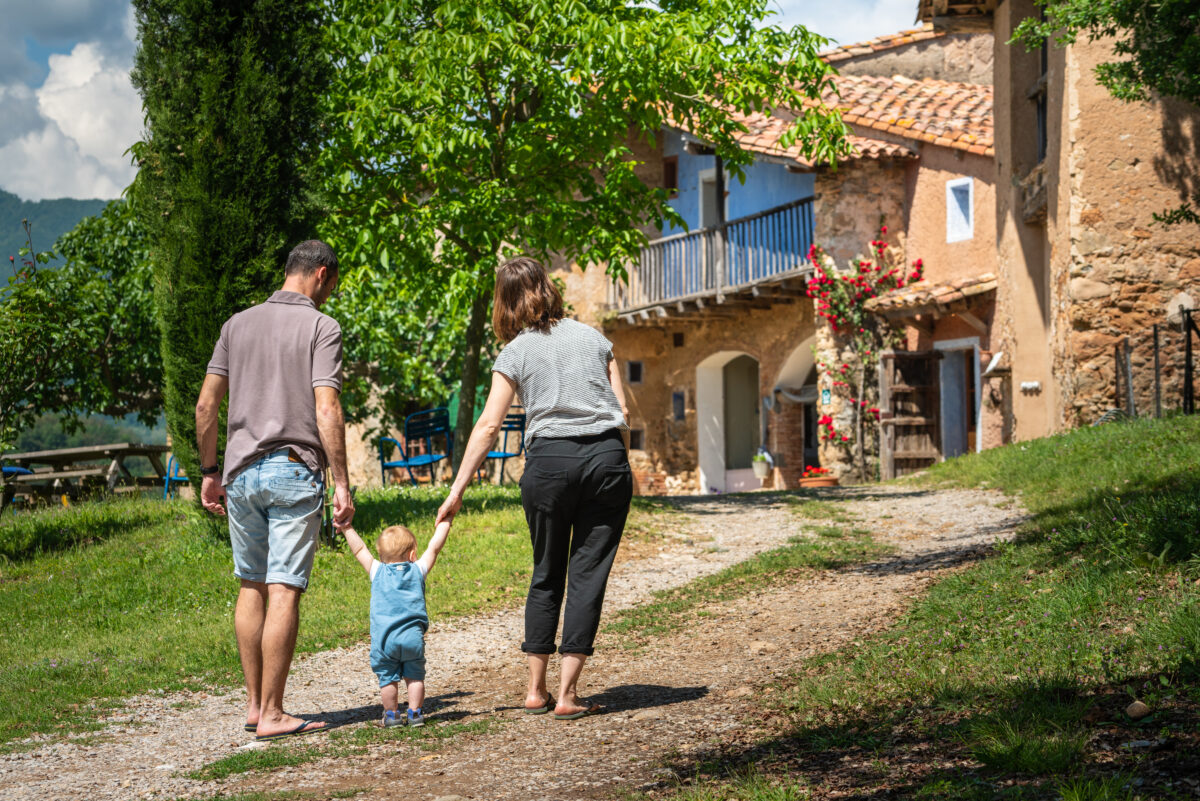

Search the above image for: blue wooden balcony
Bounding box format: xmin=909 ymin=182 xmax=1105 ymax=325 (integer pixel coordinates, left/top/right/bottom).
xmin=609 ymin=197 xmax=815 ymax=319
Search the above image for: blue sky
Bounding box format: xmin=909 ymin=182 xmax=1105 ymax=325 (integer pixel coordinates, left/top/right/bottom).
xmin=0 ymin=0 xmax=919 ymax=201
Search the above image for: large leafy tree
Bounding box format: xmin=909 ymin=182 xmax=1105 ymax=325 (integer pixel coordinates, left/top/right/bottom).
xmin=130 ymin=0 xmax=331 ymax=482
xmin=1014 ymin=0 xmax=1200 ymax=225
xmin=0 ymin=202 xmax=160 ymax=452
xmin=321 ymin=0 xmax=849 ymax=465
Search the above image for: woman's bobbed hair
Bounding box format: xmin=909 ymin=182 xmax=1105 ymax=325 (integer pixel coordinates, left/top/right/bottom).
xmin=492 ymin=256 xmax=565 ymax=342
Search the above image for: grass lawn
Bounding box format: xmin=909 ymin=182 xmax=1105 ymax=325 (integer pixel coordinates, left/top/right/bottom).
xmin=639 ymin=415 xmax=1200 ymax=801
xmin=0 ymin=484 xmax=672 ymax=747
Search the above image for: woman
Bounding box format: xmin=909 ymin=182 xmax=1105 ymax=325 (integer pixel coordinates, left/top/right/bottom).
xmin=436 ymin=256 xmax=632 ymax=720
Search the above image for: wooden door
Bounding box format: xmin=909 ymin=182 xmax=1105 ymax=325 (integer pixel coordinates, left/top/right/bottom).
xmin=878 ymin=350 xmax=943 ymax=479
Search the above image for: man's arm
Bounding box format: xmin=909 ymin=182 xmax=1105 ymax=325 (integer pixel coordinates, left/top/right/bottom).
xmin=195 ymin=374 xmax=229 ymax=516
xmin=315 ymin=385 xmax=355 ymax=529
xmin=435 ymin=371 xmax=516 ymax=525
xmin=416 ymin=521 xmax=451 ymax=576
xmin=340 ymin=526 xmax=375 ymax=575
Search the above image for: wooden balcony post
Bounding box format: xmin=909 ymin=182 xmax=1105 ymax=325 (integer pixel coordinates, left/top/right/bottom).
xmin=714 ymin=154 xmax=727 ymax=300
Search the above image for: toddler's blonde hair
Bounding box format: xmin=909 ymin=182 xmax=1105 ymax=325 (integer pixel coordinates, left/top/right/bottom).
xmin=377 ymin=525 xmax=416 ymax=563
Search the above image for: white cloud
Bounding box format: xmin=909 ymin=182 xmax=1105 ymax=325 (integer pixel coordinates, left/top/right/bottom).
xmin=0 ymin=124 xmax=127 ymax=200
xmin=771 ymin=0 xmax=920 ymax=48
xmin=38 ymin=44 xmax=142 ymax=179
xmin=0 ymin=40 xmax=141 ymax=201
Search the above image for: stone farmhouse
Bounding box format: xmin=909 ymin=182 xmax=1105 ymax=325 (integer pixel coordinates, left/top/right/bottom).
xmin=556 ymin=25 xmax=998 ymax=493
xmin=871 ymin=0 xmax=1200 ymax=473
xmin=353 ymin=1 xmax=1199 ymax=494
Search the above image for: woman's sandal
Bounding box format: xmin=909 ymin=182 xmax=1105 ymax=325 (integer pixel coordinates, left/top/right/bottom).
xmin=553 ymin=702 xmax=601 ymax=720
xmin=524 ymin=693 xmax=555 ymax=715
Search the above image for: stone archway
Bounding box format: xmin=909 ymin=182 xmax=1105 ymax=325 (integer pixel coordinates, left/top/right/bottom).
xmin=769 ymin=334 xmax=820 ymax=487
xmin=696 ymin=350 xmax=761 ymax=493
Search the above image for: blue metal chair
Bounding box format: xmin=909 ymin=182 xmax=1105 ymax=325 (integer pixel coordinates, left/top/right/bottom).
xmin=2 ymin=465 xmax=33 ymax=514
xmin=163 ymin=455 xmax=189 ymax=499
xmin=379 ymin=407 xmax=454 ymax=486
xmin=476 ymin=410 xmax=526 ymax=485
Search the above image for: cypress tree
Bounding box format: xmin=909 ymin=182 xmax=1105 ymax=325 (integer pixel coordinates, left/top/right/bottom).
xmin=130 ymin=0 xmax=329 ymax=487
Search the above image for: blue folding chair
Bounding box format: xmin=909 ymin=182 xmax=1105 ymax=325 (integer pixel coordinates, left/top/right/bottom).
xmin=476 ymin=410 xmax=526 ymax=485
xmin=379 ymin=407 xmax=454 ymax=486
xmin=163 ymin=455 xmax=189 ymax=499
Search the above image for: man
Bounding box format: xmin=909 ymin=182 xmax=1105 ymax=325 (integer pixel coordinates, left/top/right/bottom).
xmin=195 ymin=239 xmax=354 ymax=741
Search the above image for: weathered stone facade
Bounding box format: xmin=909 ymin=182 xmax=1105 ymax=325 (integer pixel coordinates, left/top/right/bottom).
xmin=600 ymin=299 xmax=819 ymax=493
xmin=989 ymin=0 xmax=1200 ymax=432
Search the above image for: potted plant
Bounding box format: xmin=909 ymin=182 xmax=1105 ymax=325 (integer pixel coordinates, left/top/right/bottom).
xmin=751 ymin=451 xmax=771 ymax=480
xmin=798 ymin=465 xmax=838 ymax=488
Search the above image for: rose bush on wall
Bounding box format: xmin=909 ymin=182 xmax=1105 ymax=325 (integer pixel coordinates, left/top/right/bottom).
xmin=805 ymin=222 xmax=924 ymax=480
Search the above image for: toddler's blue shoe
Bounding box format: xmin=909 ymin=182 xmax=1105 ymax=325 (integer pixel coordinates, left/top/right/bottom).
xmin=407 ymin=708 xmax=424 ymax=728
xmin=382 ymin=710 xmax=404 ymax=728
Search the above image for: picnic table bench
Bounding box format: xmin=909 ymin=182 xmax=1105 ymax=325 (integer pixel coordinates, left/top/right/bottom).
xmin=1 ymin=443 xmax=171 ymax=511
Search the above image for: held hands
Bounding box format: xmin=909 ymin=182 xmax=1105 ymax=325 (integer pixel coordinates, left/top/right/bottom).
xmin=200 ymin=475 xmax=226 ymax=516
xmin=332 ymin=484 xmax=355 ymax=530
xmin=435 ymin=488 xmax=462 ymax=526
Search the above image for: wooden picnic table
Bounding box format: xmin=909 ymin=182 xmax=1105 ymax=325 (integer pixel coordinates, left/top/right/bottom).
xmin=1 ymin=443 xmax=171 ymax=510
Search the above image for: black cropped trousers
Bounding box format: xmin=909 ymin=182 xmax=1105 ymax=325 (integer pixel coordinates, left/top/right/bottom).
xmin=519 ymin=429 xmax=633 ymax=656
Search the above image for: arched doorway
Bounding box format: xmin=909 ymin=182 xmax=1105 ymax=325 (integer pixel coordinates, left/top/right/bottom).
xmin=696 ymin=351 xmax=761 ymax=493
xmin=774 ymin=335 xmax=820 ymax=471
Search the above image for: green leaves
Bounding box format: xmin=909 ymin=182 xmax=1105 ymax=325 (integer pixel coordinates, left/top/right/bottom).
xmin=1012 ymin=0 xmax=1200 ymax=105
xmin=0 ymin=200 xmax=161 ymax=452
xmin=319 ymin=0 xmax=849 ymax=440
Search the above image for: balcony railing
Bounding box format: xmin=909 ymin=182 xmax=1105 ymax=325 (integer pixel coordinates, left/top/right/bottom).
xmin=610 ymin=197 xmax=815 ymax=311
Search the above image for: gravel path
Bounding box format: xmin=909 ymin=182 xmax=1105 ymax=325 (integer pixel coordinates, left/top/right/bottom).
xmin=0 ymin=484 xmax=1025 ymax=801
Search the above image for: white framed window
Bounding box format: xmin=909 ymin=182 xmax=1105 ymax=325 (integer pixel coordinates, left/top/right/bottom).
xmin=946 ymin=177 xmax=974 ymax=243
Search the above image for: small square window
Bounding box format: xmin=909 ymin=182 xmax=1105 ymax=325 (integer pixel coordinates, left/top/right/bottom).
xmin=673 ymin=332 xmax=685 ymax=348
xmin=946 ymin=177 xmax=974 ymax=242
xmin=626 ymin=361 xmax=644 ymax=384
xmin=672 ymin=391 xmax=686 ymax=421
xmin=629 ymin=428 xmax=645 ymax=450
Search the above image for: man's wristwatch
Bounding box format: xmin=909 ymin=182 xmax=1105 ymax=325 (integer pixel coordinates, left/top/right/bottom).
xmin=200 ymin=464 xmax=220 ymax=476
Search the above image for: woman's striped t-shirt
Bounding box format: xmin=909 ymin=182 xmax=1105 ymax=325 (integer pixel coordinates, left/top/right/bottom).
xmin=491 ymin=318 xmax=626 ymax=440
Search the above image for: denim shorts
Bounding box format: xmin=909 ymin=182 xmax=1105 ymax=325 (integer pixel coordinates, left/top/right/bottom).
xmin=370 ymin=630 xmax=426 ymax=685
xmin=226 ymin=449 xmax=324 ymax=590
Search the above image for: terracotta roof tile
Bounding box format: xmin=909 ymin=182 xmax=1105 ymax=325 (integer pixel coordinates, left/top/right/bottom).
xmin=814 ymin=74 xmax=994 ymax=157
xmin=864 ymin=273 xmax=998 ymax=314
xmin=670 ymin=107 xmax=918 ymax=170
xmin=819 ymin=24 xmax=946 ymax=63
xmin=917 ymin=0 xmax=996 ymax=23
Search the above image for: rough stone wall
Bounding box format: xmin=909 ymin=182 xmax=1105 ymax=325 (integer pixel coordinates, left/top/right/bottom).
xmin=602 ymin=299 xmax=818 ymax=493
xmin=812 ymin=318 xmax=880 ymax=481
xmin=1056 ymin=41 xmax=1200 ymax=424
xmin=815 ymin=161 xmax=909 ymax=267
xmin=833 ymin=33 xmax=994 ymax=85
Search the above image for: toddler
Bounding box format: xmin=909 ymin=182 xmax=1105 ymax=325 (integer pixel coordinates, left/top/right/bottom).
xmin=341 ymin=521 xmax=449 ymax=727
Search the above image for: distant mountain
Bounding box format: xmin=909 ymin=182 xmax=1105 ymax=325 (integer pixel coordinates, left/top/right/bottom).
xmin=0 ymin=188 xmax=107 ymax=268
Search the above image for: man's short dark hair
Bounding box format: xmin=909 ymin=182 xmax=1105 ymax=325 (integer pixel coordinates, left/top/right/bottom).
xmin=285 ymin=240 xmax=339 ymax=277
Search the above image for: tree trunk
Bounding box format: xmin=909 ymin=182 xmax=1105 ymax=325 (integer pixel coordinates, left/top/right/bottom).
xmin=453 ymin=285 xmax=491 ymax=473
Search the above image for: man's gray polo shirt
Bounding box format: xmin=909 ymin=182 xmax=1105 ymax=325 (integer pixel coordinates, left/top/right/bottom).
xmin=206 ymin=290 xmax=342 ymax=485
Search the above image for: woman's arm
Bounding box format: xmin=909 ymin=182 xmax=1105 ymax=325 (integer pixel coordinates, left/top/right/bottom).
xmin=607 ymin=353 xmax=629 ymax=422
xmin=340 ymin=526 xmax=376 ymax=575
xmin=436 ymin=370 xmax=517 ymax=525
